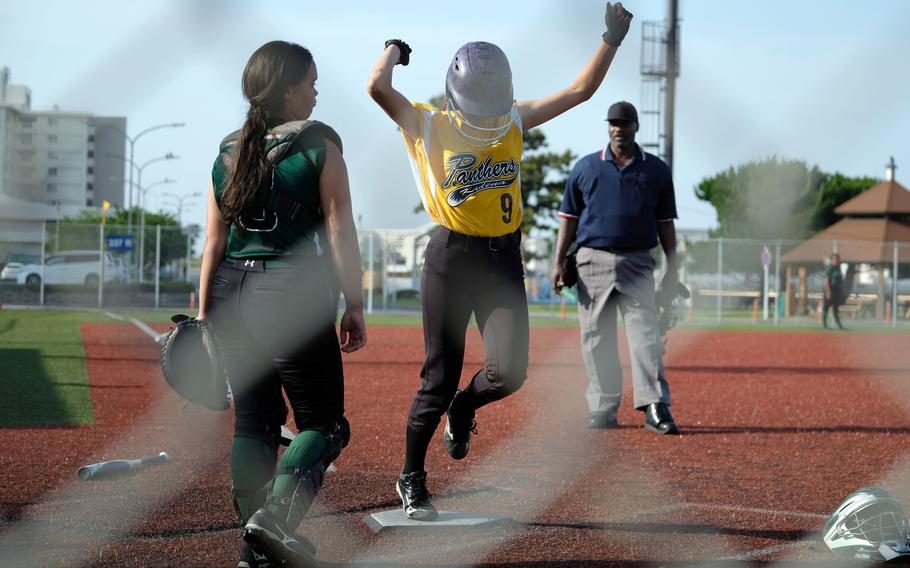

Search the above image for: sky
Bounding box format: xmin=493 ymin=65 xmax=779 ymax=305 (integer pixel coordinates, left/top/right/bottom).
xmin=2 ymin=0 xmax=908 ymax=233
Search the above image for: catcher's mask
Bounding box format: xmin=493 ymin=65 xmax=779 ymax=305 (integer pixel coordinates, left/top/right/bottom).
xmin=160 ymin=314 xmax=229 ymax=411
xmin=823 ymin=487 xmax=910 ymax=561
xmin=445 ymin=41 xmax=517 ymax=147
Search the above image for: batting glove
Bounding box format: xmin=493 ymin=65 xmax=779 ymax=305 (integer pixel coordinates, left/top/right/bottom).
xmin=384 ymin=39 xmax=412 ymax=66
xmin=602 ymin=2 xmax=634 ymax=47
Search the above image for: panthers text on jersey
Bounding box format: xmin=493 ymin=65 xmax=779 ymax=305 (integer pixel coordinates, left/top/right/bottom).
xmin=401 ymin=102 xmax=523 ymax=237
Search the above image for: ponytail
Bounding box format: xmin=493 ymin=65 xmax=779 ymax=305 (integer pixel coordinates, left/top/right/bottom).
xmin=220 ymin=105 xmax=271 ymax=224
xmin=220 ymin=40 xmax=314 ymax=225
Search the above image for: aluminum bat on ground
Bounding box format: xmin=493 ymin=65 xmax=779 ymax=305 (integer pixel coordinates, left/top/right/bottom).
xmin=77 ymin=452 xmax=170 ymax=481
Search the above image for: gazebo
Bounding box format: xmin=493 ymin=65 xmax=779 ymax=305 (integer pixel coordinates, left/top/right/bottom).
xmin=782 ymin=159 xmax=910 ymax=319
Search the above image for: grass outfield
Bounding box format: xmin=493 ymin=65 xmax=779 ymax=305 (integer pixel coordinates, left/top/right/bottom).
xmin=0 ymin=310 xmax=96 ymax=427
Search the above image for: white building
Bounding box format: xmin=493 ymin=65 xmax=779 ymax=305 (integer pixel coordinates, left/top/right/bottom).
xmin=0 ymin=68 xmax=126 ymax=211
xmin=0 ymin=67 xmax=30 ymax=110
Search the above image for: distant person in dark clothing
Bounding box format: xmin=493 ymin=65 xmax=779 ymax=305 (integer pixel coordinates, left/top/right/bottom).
xmin=823 ymin=253 xmax=846 ymax=330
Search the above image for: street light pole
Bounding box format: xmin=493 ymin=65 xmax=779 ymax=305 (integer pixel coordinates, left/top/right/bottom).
xmin=137 ymin=152 xmax=177 ymax=214
xmin=132 ymin=153 xmax=178 ymax=282
xmin=160 ymin=191 xmax=201 ymax=226
xmin=93 ymin=122 xmax=185 ymax=231
xmin=127 ymin=124 xmax=185 ymax=231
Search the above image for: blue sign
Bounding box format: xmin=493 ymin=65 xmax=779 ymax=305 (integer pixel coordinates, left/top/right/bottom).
xmin=107 ymin=234 xmax=134 ymax=253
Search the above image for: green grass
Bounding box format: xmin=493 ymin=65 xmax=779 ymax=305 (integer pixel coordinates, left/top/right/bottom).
xmin=0 ymin=310 xmax=96 ymax=427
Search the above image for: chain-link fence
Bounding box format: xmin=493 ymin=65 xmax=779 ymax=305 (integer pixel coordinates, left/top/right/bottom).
xmin=680 ymin=237 xmax=909 ymax=327
xmin=356 ymin=228 xmax=564 ymax=314
xmin=0 ymin=221 xmax=196 ymax=309
xmin=355 ymin=230 xmax=910 ymax=327
xmin=2 ymin=222 xmax=907 ymax=326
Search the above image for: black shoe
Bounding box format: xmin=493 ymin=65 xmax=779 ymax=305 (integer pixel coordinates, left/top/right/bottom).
xmin=242 ymin=508 xmax=317 ymax=568
xmin=396 ymin=470 xmax=438 ymax=521
xmin=444 ymin=391 xmax=477 ymax=460
xmin=643 ymin=403 xmax=679 ymax=435
xmin=589 ymin=412 xmax=619 ymax=429
xmin=237 ymin=541 xmax=282 ymax=568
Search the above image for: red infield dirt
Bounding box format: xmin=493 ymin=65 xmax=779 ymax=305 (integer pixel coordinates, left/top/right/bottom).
xmin=2 ymin=322 xmax=910 ymax=567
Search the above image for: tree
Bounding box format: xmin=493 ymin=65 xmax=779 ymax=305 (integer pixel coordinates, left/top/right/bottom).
xmin=518 ymin=129 xmax=575 ymax=234
xmin=811 ymin=173 xmax=878 ymax=231
xmin=58 ymin=206 xmax=194 ymax=269
xmin=694 ymin=157 xmax=822 ymax=240
xmin=690 ymin=158 xmax=880 ymax=278
xmin=695 ymin=157 xmax=878 ymax=240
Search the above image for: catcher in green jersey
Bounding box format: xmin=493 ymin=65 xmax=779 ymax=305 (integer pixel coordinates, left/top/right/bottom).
xmin=199 ymin=40 xmax=366 ymax=568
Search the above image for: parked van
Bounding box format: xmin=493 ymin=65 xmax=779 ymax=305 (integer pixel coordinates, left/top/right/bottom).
xmin=16 ymin=251 xmax=122 ymax=287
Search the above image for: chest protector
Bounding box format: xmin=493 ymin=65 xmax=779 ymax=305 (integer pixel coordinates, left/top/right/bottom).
xmin=212 ymin=120 xmax=343 ymax=259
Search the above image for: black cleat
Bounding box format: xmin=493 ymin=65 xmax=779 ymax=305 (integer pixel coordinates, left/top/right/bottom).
xmin=444 ymin=392 xmax=477 ymax=460
xmin=242 ymin=508 xmax=317 ymax=568
xmin=589 ymin=411 xmax=619 ymax=429
xmin=237 ymin=541 xmax=282 ymax=568
xmin=396 ymin=470 xmax=438 ymax=521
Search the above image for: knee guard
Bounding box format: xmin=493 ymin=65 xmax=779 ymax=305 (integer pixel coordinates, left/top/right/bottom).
xmin=262 ymin=417 xmax=350 ymax=530
xmin=265 ymin=463 xmax=325 ymax=529
xmin=230 ymin=416 xmax=284 ymax=524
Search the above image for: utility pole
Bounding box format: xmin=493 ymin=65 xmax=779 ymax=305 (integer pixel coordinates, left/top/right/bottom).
xmin=664 ymin=0 xmax=679 ymax=172
xmin=640 ymin=0 xmax=680 ymax=172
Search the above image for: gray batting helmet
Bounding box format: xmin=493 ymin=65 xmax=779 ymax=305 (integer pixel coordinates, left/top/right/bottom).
xmin=445 ymin=41 xmax=514 ymax=118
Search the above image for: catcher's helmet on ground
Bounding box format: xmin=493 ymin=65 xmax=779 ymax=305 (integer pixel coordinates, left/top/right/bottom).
xmin=445 ymin=41 xmax=517 ymax=146
xmin=160 ymin=314 xmax=229 ymax=411
xmin=823 ymin=487 xmax=910 ymax=561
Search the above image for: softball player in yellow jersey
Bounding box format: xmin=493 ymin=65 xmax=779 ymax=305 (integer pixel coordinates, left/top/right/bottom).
xmin=368 ymin=2 xmax=633 ymax=520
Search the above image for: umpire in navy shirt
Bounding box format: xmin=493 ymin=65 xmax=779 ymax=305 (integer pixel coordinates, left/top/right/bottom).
xmin=552 ymin=101 xmax=679 ymax=434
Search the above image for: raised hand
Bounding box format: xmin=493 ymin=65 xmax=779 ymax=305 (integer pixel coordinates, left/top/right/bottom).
xmin=603 ymin=2 xmax=634 ymax=47
xmin=384 ymin=39 xmax=412 ymax=66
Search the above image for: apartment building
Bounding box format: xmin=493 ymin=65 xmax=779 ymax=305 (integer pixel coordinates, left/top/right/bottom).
xmin=0 ymin=68 xmax=125 ymax=211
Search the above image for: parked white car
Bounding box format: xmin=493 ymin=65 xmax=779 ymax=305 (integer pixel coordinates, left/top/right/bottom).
xmin=1 ymin=262 xmax=24 ymax=281
xmin=16 ymin=251 xmax=121 ymax=287
xmin=111 ymin=257 xmax=131 ymax=283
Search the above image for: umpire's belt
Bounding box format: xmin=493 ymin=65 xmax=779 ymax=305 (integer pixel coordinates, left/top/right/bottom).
xmin=594 ymin=245 xmax=649 ymax=254
xmin=433 ymin=226 xmax=520 ymax=252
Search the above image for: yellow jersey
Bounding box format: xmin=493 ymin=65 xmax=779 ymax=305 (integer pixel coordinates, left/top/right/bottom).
xmin=402 ymin=103 xmax=523 ymax=236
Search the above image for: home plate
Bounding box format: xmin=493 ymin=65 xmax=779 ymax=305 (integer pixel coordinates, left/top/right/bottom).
xmin=364 ymin=509 xmax=510 ymax=533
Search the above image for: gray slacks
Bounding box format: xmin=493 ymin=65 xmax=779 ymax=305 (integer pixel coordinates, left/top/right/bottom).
xmin=575 ymin=247 xmax=670 ymax=415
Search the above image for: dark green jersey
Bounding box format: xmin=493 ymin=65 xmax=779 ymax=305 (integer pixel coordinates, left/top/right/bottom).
xmin=212 ymin=120 xmax=343 ymax=260
xmin=824 ymin=264 xmax=843 ymax=289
